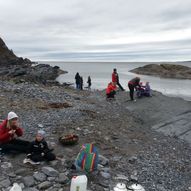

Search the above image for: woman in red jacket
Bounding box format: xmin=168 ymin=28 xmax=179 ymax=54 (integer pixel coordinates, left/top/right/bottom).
xmin=0 ymin=112 xmax=30 ymax=154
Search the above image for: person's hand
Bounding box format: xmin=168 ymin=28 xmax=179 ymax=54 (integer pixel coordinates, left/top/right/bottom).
xmin=8 ymin=130 xmax=16 ymax=135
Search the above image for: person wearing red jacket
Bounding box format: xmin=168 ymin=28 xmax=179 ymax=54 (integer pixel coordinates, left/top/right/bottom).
xmin=112 ymin=68 xmax=124 ymax=91
xmin=106 ymin=82 xmax=117 ymax=99
xmin=0 ymin=112 xmax=30 ymax=154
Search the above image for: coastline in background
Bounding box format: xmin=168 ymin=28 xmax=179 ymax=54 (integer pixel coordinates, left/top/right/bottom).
xmin=40 ymin=61 xmax=191 ymax=101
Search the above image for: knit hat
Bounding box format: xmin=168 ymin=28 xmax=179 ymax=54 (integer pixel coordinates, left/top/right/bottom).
xmin=37 ymin=130 xmax=46 ymax=137
xmin=8 ymin=112 xmax=18 ymax=121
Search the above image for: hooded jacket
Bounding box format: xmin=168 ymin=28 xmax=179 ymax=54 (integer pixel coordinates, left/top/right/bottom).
xmin=106 ymin=82 xmax=117 ymax=94
xmin=0 ymin=119 xmax=23 ymax=144
xmin=29 ymin=139 xmax=51 ymax=155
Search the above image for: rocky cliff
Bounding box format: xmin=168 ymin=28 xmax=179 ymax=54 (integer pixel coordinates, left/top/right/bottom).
xmin=0 ymin=37 xmax=65 ymax=83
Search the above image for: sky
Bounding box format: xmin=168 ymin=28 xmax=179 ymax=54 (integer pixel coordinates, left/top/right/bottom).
xmin=0 ymin=0 xmax=191 ymax=62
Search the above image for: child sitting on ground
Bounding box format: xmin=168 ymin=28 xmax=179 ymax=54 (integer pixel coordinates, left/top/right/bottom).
xmin=23 ymin=130 xmax=56 ymax=164
xmin=144 ymin=82 xmax=152 ymax=97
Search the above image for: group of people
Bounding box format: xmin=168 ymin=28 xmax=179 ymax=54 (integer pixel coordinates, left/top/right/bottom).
xmin=75 ymin=73 xmax=91 ymax=90
xmin=106 ymin=68 xmax=151 ymax=101
xmin=0 ymin=112 xmax=57 ymax=165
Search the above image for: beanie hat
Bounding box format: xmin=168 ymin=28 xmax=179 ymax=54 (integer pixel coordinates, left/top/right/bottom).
xmin=37 ymin=130 xmax=46 ymax=137
xmin=8 ymin=112 xmax=18 ymax=121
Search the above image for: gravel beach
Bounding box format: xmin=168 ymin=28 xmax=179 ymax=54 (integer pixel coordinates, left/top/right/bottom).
xmin=0 ymin=80 xmax=190 ymax=191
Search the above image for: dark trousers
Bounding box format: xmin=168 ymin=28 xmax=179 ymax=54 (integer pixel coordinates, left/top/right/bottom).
xmin=107 ymin=91 xmax=116 ymax=98
xmin=0 ymin=139 xmax=30 ymax=154
xmin=117 ymin=82 xmax=124 ymax=91
xmin=128 ymin=84 xmax=135 ymax=100
xmin=29 ymin=152 xmax=56 ymax=162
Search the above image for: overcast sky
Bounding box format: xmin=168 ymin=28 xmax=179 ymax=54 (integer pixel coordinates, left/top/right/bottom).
xmin=0 ymin=0 xmax=191 ymax=62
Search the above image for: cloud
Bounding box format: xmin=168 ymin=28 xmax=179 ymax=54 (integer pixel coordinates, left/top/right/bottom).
xmin=0 ymin=0 xmax=191 ymax=61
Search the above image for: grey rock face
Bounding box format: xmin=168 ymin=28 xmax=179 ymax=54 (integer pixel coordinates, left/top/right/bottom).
xmin=33 ymin=172 xmax=47 ymax=182
xmin=37 ymin=181 xmax=52 ymax=190
xmin=41 ymin=167 xmax=59 ymax=177
xmin=22 ymin=176 xmax=35 ymax=187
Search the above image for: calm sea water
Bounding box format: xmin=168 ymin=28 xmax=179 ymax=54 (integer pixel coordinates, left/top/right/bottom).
xmin=41 ymin=61 xmax=191 ymax=101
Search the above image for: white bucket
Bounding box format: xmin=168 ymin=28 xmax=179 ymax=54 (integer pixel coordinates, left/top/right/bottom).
xmin=70 ymin=175 xmax=88 ymax=191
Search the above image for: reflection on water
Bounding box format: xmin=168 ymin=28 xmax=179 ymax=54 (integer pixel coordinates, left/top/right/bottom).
xmin=42 ymin=61 xmax=191 ymax=101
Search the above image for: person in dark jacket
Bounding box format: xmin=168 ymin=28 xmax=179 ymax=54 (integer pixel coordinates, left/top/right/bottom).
xmin=23 ymin=130 xmax=56 ymax=164
xmin=112 ymin=68 xmax=124 ymax=91
xmin=80 ymin=76 xmax=83 ymax=90
xmin=87 ymin=76 xmax=92 ymax=89
xmin=128 ymin=77 xmax=141 ymax=101
xmin=0 ymin=112 xmax=30 ymax=154
xmin=75 ymin=72 xmax=81 ymax=89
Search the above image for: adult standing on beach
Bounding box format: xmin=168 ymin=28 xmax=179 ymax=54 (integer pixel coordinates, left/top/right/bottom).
xmin=0 ymin=112 xmax=30 ymax=153
xmin=80 ymin=76 xmax=83 ymax=90
xmin=112 ymin=68 xmax=125 ymax=91
xmin=75 ymin=72 xmax=81 ymax=89
xmin=87 ymin=76 xmax=92 ymax=89
xmin=128 ymin=77 xmax=141 ymax=101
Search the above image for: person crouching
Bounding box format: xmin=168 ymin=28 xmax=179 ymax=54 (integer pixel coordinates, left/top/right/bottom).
xmin=24 ymin=130 xmax=56 ymax=164
xmin=106 ymin=82 xmax=117 ymax=99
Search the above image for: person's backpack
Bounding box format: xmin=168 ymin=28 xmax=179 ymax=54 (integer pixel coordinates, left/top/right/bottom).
xmin=76 ymin=143 xmax=99 ymax=173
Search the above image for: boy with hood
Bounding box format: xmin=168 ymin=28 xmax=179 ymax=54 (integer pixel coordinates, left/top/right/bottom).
xmin=23 ymin=130 xmax=56 ymax=164
xmin=0 ymin=112 xmax=30 ymax=153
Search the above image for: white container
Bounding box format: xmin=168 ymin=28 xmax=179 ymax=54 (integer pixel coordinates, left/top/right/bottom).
xmin=70 ymin=175 xmax=87 ymax=191
xmin=9 ymin=183 xmax=22 ymax=191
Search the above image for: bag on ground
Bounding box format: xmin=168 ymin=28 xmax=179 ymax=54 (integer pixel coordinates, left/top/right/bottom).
xmin=76 ymin=143 xmax=99 ymax=172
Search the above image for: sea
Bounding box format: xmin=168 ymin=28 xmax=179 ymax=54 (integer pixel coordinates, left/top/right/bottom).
xmin=40 ymin=61 xmax=191 ymax=101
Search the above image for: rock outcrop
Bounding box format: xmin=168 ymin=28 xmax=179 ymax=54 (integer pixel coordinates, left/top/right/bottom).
xmin=0 ymin=37 xmax=66 ymax=84
xmin=130 ymin=63 xmax=191 ymax=79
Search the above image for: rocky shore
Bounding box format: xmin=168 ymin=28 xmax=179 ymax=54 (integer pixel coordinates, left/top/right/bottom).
xmin=130 ymin=63 xmax=191 ymax=79
xmin=0 ymin=37 xmax=66 ymax=84
xmin=0 ymin=37 xmax=190 ymax=190
xmin=0 ymin=80 xmax=190 ymax=191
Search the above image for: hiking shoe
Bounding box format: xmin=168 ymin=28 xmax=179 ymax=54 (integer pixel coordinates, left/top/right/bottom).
xmin=23 ymin=158 xmax=40 ymax=165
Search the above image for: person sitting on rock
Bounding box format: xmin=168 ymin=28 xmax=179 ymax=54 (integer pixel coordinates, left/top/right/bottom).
xmin=144 ymin=82 xmax=152 ymax=97
xmin=106 ymin=82 xmax=117 ymax=99
xmin=23 ymin=130 xmax=56 ymax=164
xmin=136 ymin=82 xmax=145 ymax=97
xmin=0 ymin=111 xmax=30 ymax=154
